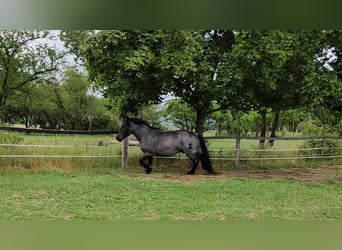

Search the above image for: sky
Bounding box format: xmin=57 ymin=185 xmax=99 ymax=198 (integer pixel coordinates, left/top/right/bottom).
xmin=47 ymin=30 xmax=77 ymax=68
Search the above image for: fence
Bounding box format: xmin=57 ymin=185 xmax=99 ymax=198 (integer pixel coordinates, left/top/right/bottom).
xmin=0 ymin=126 xmax=341 ymax=169
xmin=205 ymin=134 xmax=342 ymax=167
xmin=0 ymin=126 xmax=117 ymax=135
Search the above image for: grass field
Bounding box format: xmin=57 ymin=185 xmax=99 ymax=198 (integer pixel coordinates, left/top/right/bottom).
xmin=0 ymin=132 xmax=341 ymax=220
xmin=0 ymin=168 xmax=341 ymax=220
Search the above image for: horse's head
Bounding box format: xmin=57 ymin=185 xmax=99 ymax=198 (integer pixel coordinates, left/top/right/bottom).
xmin=116 ymin=117 xmax=131 ymax=142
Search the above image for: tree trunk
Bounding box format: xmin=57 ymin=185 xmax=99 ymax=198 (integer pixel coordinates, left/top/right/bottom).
xmin=259 ymin=109 xmax=267 ymax=147
xmin=25 ymin=115 xmax=30 ymax=128
xmin=269 ymin=110 xmax=280 ymax=147
xmin=87 ymin=114 xmax=92 ymax=131
xmin=0 ymin=108 xmax=4 ymax=125
xmin=0 ymin=95 xmax=6 ymax=125
xmin=195 ymin=109 xmax=208 ymax=136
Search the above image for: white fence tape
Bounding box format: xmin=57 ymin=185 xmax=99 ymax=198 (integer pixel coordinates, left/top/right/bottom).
xmin=0 ymin=144 xmax=341 ymax=161
xmin=0 ymin=155 xmax=122 ymax=158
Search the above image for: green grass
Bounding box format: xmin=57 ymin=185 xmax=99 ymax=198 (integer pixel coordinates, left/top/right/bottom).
xmin=0 ymin=132 xmax=341 ymax=220
xmin=0 ymin=133 xmax=123 ymax=170
xmin=0 ymin=169 xmax=341 ymax=220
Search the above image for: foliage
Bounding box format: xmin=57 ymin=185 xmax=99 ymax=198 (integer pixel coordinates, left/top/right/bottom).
xmin=279 ymin=109 xmax=309 ymax=133
xmin=0 ymin=30 xmax=64 ymax=123
xmin=160 ymin=99 xmax=196 ymax=131
xmin=208 ymin=110 xmax=234 ymax=135
xmin=60 ymin=30 xmax=236 ymax=135
xmin=0 ymin=31 xmax=117 ymax=130
xmin=297 ymin=121 xmax=322 ymax=136
xmin=56 ymin=70 xmax=102 ymax=130
xmin=161 ymin=30 xmax=235 ymax=134
xmin=59 ymin=30 xmax=95 ymax=64
xmin=57 ymin=70 xmax=118 ymax=130
xmin=4 ymin=29 xmax=341 ymax=137
xmin=5 ymin=69 xmax=116 ymax=130
xmin=76 ymin=30 xmax=167 ymax=116
xmin=217 ymin=30 xmax=338 ymax=144
xmin=58 ymin=29 xmax=341 ymax=137
xmin=300 ymin=140 xmax=342 ymax=158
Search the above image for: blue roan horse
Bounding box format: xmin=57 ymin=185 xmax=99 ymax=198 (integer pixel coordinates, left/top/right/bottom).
xmin=116 ymin=117 xmax=214 ymax=175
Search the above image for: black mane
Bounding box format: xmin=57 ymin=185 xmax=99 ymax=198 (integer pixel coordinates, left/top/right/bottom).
xmin=128 ymin=118 xmax=159 ymax=130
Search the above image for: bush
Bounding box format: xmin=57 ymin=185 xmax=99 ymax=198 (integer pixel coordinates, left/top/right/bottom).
xmin=297 ymin=121 xmax=322 ymax=136
xmin=300 ymin=139 xmax=342 ymax=158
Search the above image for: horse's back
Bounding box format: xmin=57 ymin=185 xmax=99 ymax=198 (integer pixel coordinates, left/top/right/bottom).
xmin=162 ymin=130 xmax=198 ymax=144
xmin=144 ymin=129 xmax=199 ymax=156
xmin=154 ymin=130 xmax=194 ymax=147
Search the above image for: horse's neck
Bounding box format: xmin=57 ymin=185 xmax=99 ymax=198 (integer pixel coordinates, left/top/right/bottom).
xmin=130 ymin=124 xmax=150 ymax=142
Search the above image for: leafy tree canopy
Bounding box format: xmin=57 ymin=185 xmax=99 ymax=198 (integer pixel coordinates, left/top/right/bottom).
xmin=0 ymin=30 xmax=64 ymax=123
xmin=60 ymin=30 xmax=341 ymax=136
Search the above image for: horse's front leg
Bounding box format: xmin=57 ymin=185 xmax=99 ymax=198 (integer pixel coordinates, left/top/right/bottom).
xmin=139 ymin=153 xmax=153 ymax=174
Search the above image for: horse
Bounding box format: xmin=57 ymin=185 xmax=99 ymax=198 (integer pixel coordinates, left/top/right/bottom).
xmin=116 ymin=117 xmax=215 ymax=175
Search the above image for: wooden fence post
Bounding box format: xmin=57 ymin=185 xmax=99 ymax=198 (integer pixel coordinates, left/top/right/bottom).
xmin=234 ymin=131 xmax=241 ymax=168
xmin=321 ymin=125 xmax=326 ymax=157
xmin=122 ymin=137 xmax=128 ymax=168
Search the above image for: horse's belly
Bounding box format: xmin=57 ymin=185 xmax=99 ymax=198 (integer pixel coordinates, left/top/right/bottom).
xmin=154 ymin=148 xmax=181 ymax=156
xmin=154 ymin=143 xmax=181 ymax=156
xmin=142 ymin=138 xmax=181 ymax=156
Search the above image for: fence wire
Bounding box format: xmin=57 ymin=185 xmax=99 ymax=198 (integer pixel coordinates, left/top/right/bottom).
xmin=0 ymin=126 xmax=341 ymax=164
xmin=0 ymin=143 xmax=341 ymax=161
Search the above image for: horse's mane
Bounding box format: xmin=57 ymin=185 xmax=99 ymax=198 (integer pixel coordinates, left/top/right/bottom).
xmin=128 ymin=118 xmax=160 ymax=130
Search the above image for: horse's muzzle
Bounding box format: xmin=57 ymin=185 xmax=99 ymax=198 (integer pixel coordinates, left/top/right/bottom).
xmin=116 ymin=135 xmax=123 ymax=142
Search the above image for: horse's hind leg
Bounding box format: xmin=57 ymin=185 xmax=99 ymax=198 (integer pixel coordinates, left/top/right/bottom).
xmin=146 ymin=156 xmax=153 ymax=174
xmin=139 ymin=154 xmax=153 ymax=174
xmin=186 ymin=155 xmax=200 ymax=175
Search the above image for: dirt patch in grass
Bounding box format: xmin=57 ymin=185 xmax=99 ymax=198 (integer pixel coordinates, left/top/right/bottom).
xmin=142 ymin=165 xmax=342 ymax=183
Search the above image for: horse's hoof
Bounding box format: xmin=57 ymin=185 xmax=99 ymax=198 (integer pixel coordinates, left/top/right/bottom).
xmin=145 ymin=168 xmax=152 ymax=174
xmin=187 ymin=171 xmax=195 ymax=175
xmin=208 ymin=170 xmax=217 ymax=175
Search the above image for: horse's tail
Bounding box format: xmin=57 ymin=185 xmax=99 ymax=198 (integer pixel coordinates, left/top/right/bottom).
xmin=197 ymin=134 xmax=215 ymax=174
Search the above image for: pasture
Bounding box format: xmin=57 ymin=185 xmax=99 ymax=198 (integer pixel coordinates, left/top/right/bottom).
xmin=0 ymin=132 xmax=341 ymax=220
xmin=0 ymin=168 xmax=341 ymax=220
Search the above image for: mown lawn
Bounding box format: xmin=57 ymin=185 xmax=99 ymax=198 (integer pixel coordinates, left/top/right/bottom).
xmin=0 ymin=169 xmax=341 ymax=220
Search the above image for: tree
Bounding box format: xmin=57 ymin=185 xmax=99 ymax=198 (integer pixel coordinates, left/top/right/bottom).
xmin=61 ymin=29 xmax=340 ymax=138
xmin=55 ymin=69 xmax=116 ymax=130
xmin=0 ymin=30 xmax=63 ymax=124
xmin=60 ymin=30 xmax=235 ymax=135
xmin=72 ymin=30 xmax=166 ymax=116
xmin=319 ymin=30 xmax=342 ymax=133
xmin=56 ymin=70 xmax=90 ymax=129
xmin=161 ymin=30 xmax=235 ymax=135
xmin=160 ymin=99 xmax=196 ymax=131
xmin=219 ymin=30 xmax=323 ymax=146
xmin=5 ymin=69 xmax=116 ymax=130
